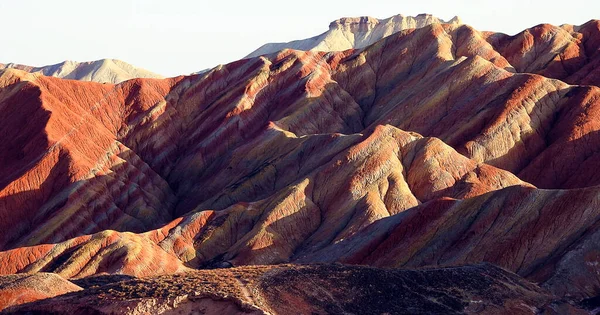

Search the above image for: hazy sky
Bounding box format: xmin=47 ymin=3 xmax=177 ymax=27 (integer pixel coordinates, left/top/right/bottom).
xmin=1 ymin=0 xmax=598 ymax=76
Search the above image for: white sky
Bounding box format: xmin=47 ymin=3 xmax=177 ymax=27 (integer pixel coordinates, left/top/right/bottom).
xmin=1 ymin=0 xmax=598 ymax=76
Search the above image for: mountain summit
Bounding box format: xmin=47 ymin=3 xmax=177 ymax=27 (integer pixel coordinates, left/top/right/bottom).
xmin=245 ymin=13 xmax=462 ymax=58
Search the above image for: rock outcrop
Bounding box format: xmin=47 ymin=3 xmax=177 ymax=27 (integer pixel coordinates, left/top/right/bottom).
xmin=245 ymin=13 xmax=462 ymax=58
xmin=0 ymin=59 xmax=163 ymax=83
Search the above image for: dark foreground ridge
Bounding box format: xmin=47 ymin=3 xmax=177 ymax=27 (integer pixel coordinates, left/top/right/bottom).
xmin=1 ymin=264 xmax=587 ymax=314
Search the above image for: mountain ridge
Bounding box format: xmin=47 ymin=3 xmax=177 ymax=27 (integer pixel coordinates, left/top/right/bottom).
xmin=0 ymin=59 xmax=163 ymax=83
xmin=245 ymin=13 xmax=463 ymax=58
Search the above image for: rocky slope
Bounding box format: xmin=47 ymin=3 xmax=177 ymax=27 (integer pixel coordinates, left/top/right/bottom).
xmin=0 ymin=273 xmax=82 ymax=311
xmin=0 ymin=16 xmax=600 ymax=312
xmin=2 ymin=181 xmax=600 ymax=299
xmin=0 ymin=124 xmax=528 ymax=278
xmin=1 ymin=264 xmax=586 ymax=314
xmin=0 ymin=59 xmax=163 ymax=83
xmin=245 ymin=13 xmax=462 ymax=58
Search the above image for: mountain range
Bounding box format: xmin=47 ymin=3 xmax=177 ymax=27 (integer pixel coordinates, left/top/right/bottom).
xmin=0 ymin=59 xmax=162 ymax=84
xmin=0 ymin=13 xmax=599 ymax=314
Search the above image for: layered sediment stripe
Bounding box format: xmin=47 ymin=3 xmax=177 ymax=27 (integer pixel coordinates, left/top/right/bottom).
xmin=0 ymin=125 xmax=530 ymax=277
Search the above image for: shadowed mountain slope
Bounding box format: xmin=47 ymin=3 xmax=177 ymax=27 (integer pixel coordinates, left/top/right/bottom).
xmin=1 ymin=264 xmax=586 ymax=314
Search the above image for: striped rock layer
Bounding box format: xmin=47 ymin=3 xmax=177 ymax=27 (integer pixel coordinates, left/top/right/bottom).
xmin=1 ymin=19 xmax=600 ymax=302
xmin=0 ymin=273 xmax=82 ymax=311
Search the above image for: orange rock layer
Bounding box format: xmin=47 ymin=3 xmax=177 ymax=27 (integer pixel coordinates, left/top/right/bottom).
xmin=0 ymin=273 xmax=82 ymax=311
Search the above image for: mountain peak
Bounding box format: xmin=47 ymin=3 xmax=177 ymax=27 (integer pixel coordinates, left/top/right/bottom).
xmin=246 ymin=13 xmax=464 ymax=58
xmin=328 ymin=13 xmax=462 ymax=31
xmin=328 ymin=16 xmax=380 ymax=30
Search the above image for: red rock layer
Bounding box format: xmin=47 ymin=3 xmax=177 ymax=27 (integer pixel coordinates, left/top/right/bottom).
xmin=329 ymin=22 xmax=600 ymax=189
xmin=488 ymin=20 xmax=600 ymax=86
xmin=0 ymin=273 xmax=82 ymax=311
xmin=299 ymin=185 xmax=600 ymax=299
xmin=0 ymin=125 xmax=527 ymax=276
xmin=0 ymin=70 xmax=180 ymax=249
xmin=5 ymin=182 xmax=600 ymax=298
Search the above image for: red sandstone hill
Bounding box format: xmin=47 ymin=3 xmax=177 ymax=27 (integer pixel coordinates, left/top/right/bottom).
xmin=0 ymin=17 xmax=600 ymax=313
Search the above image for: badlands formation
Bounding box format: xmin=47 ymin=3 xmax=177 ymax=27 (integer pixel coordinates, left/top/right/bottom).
xmin=0 ymin=59 xmax=163 ymax=83
xmin=0 ymin=14 xmax=600 ymax=314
